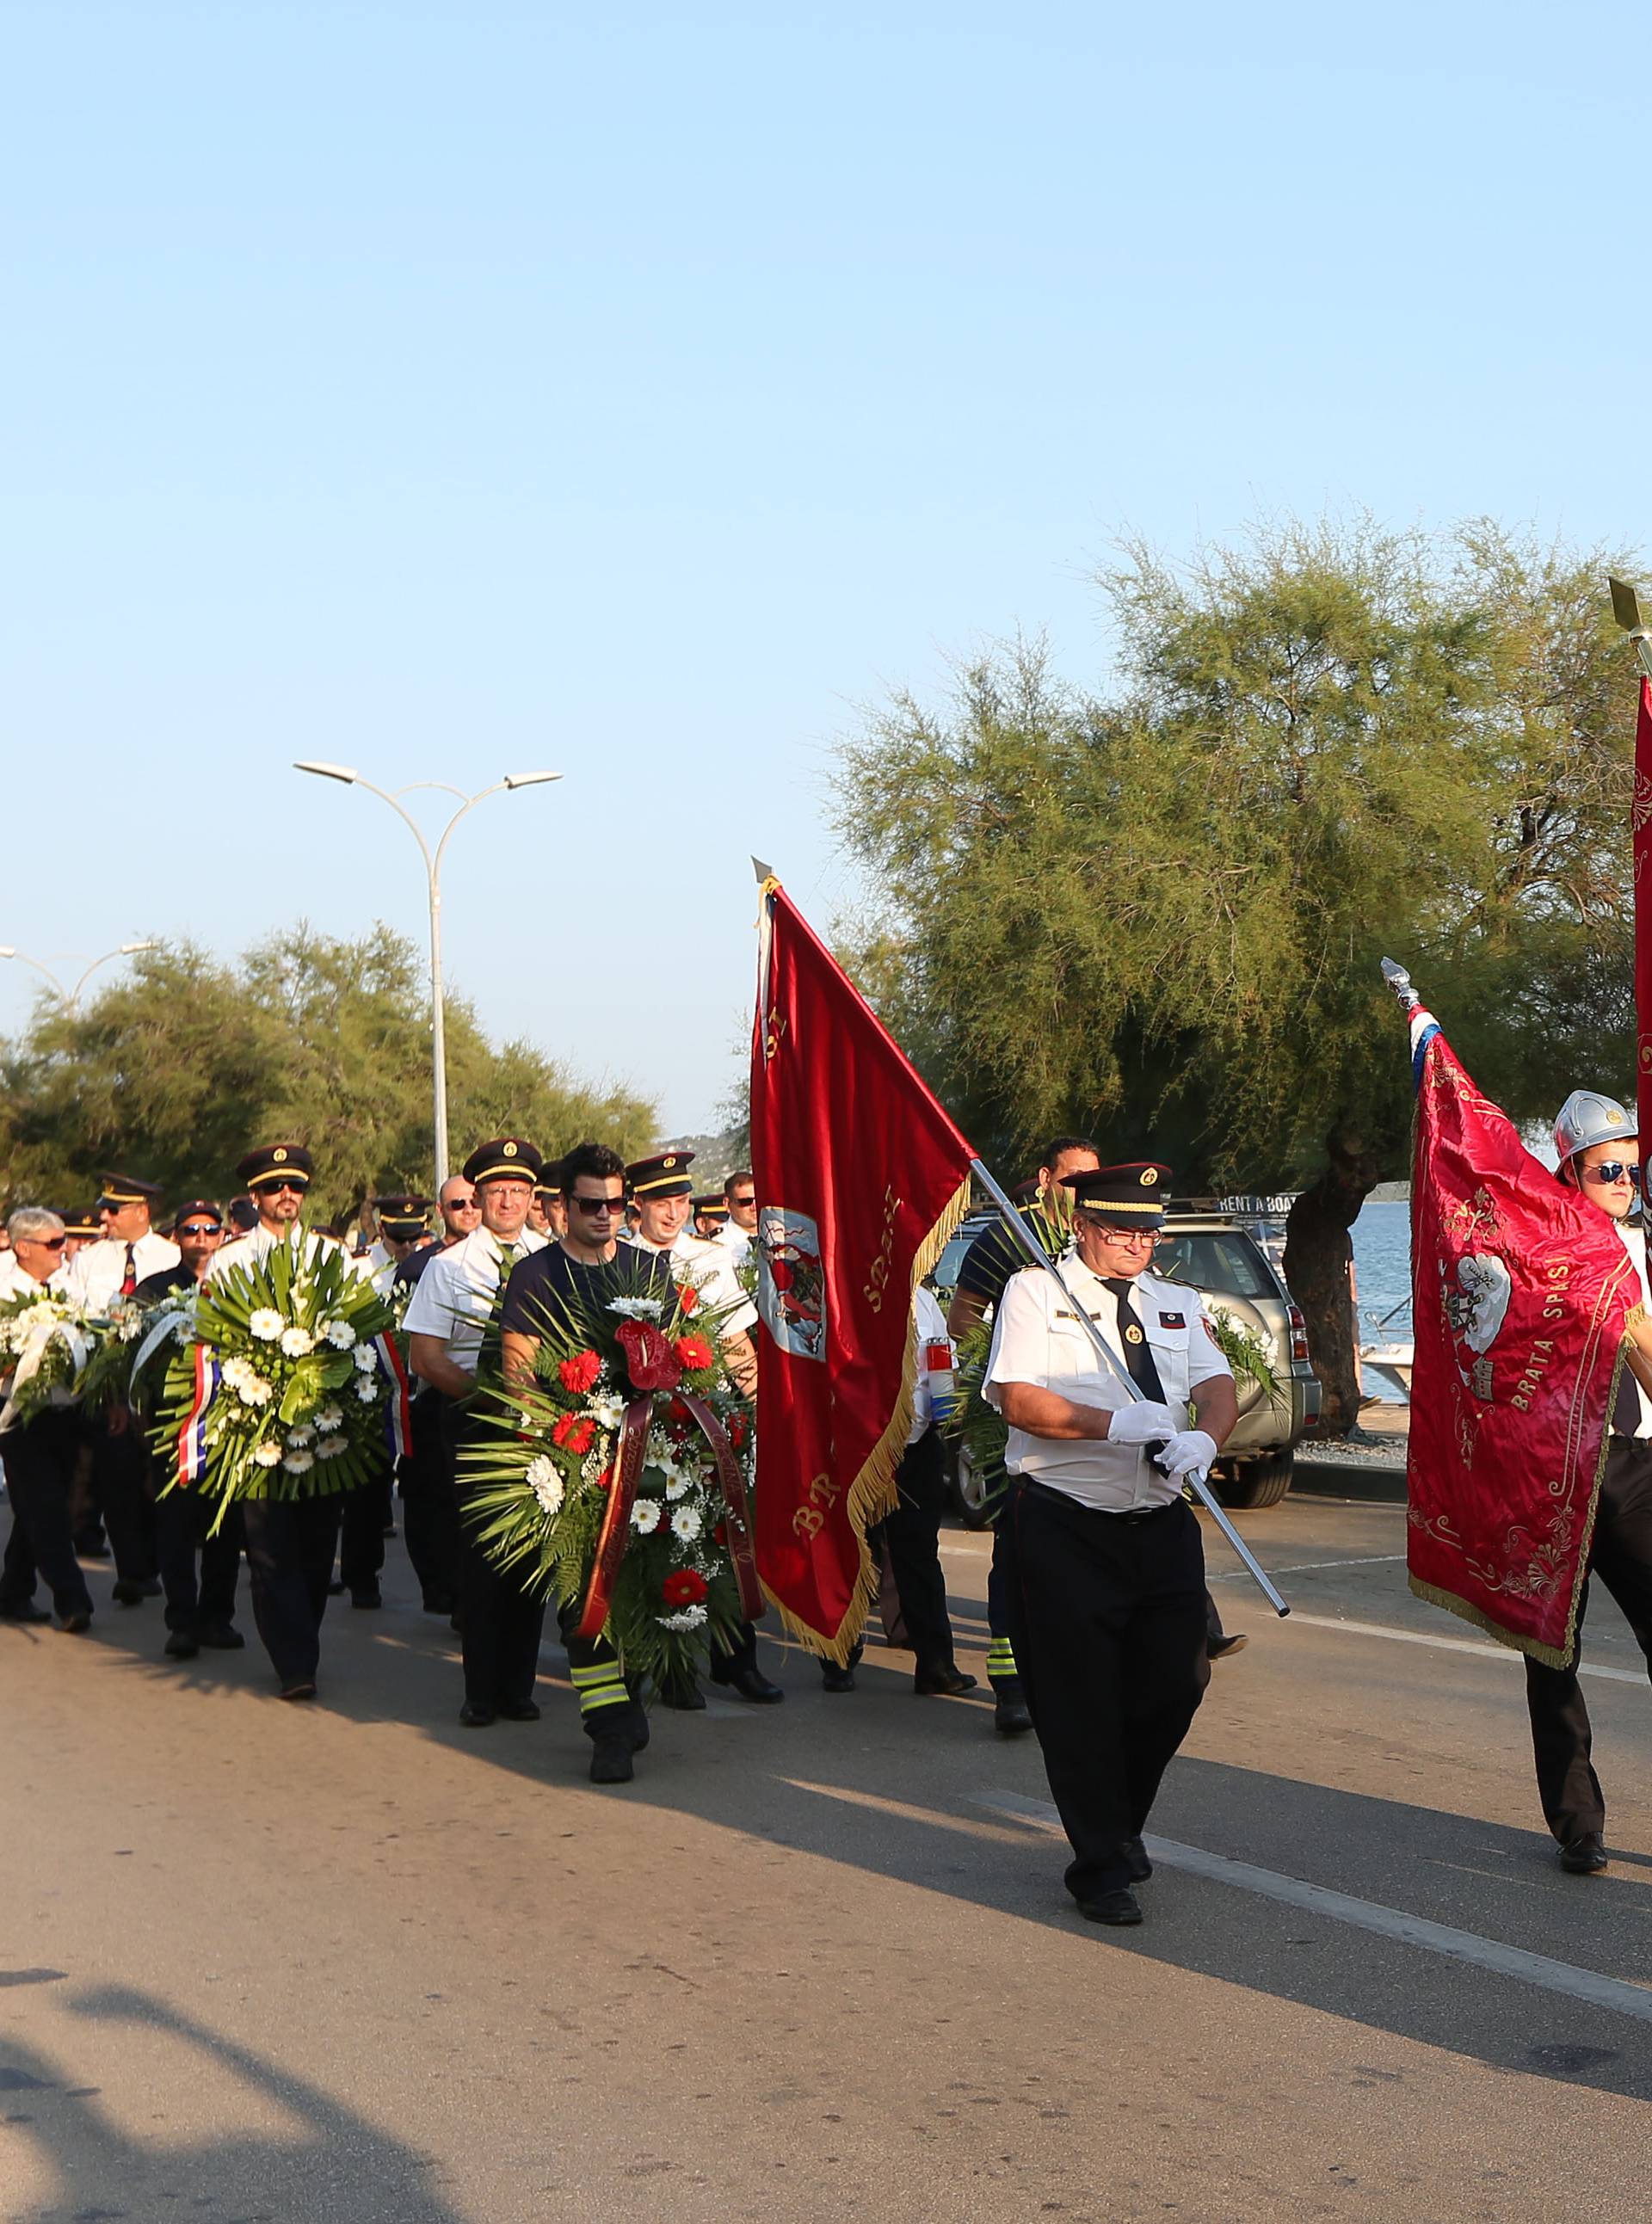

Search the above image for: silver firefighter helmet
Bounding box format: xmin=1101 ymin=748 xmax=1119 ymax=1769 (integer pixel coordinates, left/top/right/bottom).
xmin=1553 ymin=1088 xmax=1637 ymax=1167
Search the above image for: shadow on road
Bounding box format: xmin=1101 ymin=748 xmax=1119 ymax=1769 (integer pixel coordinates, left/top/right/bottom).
xmin=0 ymin=1983 xmax=461 ymax=2222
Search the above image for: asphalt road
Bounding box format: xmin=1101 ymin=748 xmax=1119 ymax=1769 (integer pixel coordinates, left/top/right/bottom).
xmin=4 ymin=1482 xmax=1652 ymax=2223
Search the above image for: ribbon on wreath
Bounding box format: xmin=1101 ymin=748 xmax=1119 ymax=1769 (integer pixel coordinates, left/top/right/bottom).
xmin=176 ymin=1345 xmax=221 ymax=1485
xmin=676 ymin=1390 xmax=763 ymax=1619
xmin=373 ymin=1333 xmax=414 ymax=1460
xmin=0 ymin=1306 xmax=91 ymax=1433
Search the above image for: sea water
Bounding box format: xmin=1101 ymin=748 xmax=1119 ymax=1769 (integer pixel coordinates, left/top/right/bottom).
xmin=1350 ymin=1198 xmax=1411 ymax=1330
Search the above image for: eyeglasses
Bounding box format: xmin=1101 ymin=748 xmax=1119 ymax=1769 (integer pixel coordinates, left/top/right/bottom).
xmin=1584 ymin=1162 xmax=1639 ymax=1186
xmin=446 ymin=1200 xmax=481 ymax=1214
xmin=178 ymin=1223 xmax=222 ymax=1238
xmin=1083 ymin=1221 xmax=1160 ymax=1248
xmin=570 ymin=1193 xmax=626 ymax=1215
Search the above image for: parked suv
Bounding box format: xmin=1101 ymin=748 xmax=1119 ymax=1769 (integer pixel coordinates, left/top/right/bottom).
xmin=928 ymin=1201 xmax=1321 ymax=1515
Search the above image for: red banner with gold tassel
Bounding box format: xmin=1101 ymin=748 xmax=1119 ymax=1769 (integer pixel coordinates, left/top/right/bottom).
xmin=749 ymin=873 xmax=973 ymax=1660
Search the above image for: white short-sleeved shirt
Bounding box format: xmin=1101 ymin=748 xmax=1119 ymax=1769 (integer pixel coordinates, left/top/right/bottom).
xmin=717 ymin=1223 xmax=753 ymax=1267
xmin=626 ymin=1229 xmax=758 ymax=1340
xmin=1617 ymin=1222 xmax=1652 ymax=1438
xmin=401 ymin=1224 xmax=548 ymax=1377
xmin=204 ymin=1223 xmax=345 ymax=1284
xmin=65 ymin=1231 xmax=182 ymax=1311
xmin=983 ymin=1259 xmax=1230 ymax=1512
xmin=909 ymin=1282 xmax=951 ymax=1445
xmin=0 ymin=1256 xmax=68 ymax=1303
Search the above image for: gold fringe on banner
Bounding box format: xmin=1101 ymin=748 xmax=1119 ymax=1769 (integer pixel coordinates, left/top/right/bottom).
xmin=764 ymin=1169 xmax=974 ymax=1666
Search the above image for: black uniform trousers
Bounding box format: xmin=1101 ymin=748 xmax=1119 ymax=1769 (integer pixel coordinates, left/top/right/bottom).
xmin=89 ymin=1416 xmax=158 ymax=1584
xmin=1007 ymin=1478 xmax=1210 ymax=1901
xmin=879 ymin=1426 xmax=959 ymax=1674
xmin=0 ymin=1412 xmax=94 ymax=1620
xmin=444 ymin=1401 xmax=546 ymax=1713
xmin=157 ymin=1488 xmax=243 ymax=1635
xmin=1524 ymin=1438 xmax=1652 ymax=1843
xmin=398 ymin=1388 xmax=459 ymax=1609
xmin=338 ymin=1475 xmax=391 ymax=1597
xmin=241 ymin=1494 xmax=343 ymax=1687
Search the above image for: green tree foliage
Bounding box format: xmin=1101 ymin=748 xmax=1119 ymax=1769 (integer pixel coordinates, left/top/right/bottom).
xmin=0 ymin=925 xmax=658 ymax=1227
xmin=835 ymin=518 xmax=1639 ymax=1430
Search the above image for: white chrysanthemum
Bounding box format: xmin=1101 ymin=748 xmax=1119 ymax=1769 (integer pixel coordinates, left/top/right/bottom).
xmin=280 ymin=1325 xmax=315 ymax=1358
xmin=525 ymin=1455 xmax=564 ymax=1517
xmin=353 ymin=1344 xmax=378 ymax=1372
xmin=657 ymin=1605 xmax=707 ymax=1632
xmin=250 ymin=1309 xmax=283 ymax=1341
xmin=632 ymin=1499 xmax=663 ymax=1534
xmin=607 ymin=1297 xmax=664 ymax=1321
xmin=321 ymin=1318 xmax=357 ymax=1349
xmin=670 ymin=1505 xmax=702 ymax=1543
xmin=354 ymin=1376 xmax=379 ymax=1403
xmin=316 ymin=1435 xmax=349 ymax=1460
xmin=251 ymin=1440 xmax=282 ymax=1469
xmin=314 ymin=1405 xmax=343 ymax=1432
xmin=281 ymin=1448 xmax=316 ymax=1474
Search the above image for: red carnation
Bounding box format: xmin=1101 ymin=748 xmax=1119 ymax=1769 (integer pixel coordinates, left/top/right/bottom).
xmin=677 ymin=1284 xmax=699 ymax=1315
xmin=674 ymin=1335 xmax=714 ymax=1372
xmin=552 ymin=1414 xmax=595 ymax=1457
xmin=615 ymin=1318 xmax=681 ymax=1394
xmin=558 ymin=1349 xmax=601 ymax=1395
xmin=662 ymin=1568 xmax=709 ymax=1609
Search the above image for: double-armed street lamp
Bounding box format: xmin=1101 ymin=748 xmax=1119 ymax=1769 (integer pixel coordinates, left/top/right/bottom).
xmin=293 ymin=763 xmax=562 ymax=1183
xmin=0 ymin=940 xmax=158 ymax=1013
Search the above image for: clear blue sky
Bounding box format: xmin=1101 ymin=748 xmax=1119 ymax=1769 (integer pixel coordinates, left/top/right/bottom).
xmin=4 ymin=2 xmax=1642 ymax=1135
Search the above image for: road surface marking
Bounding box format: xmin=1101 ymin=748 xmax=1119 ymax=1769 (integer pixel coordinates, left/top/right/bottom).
xmin=976 ymin=1790 xmax=1652 ymax=2025
xmin=1281 ymin=1612 xmax=1649 ymax=1686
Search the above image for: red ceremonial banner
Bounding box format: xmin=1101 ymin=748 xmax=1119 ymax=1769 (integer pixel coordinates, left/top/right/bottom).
xmin=1407 ymin=1005 xmax=1639 ymax=1666
xmin=749 ymin=876 xmax=974 ymax=1658
xmin=1635 ymin=676 xmax=1652 ymax=1192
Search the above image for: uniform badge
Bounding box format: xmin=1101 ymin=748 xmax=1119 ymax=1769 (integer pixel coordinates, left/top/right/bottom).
xmin=502 ymin=1140 xmax=518 ymax=1158
xmin=273 ymin=1147 xmax=288 ymax=1164
xmin=1157 ymin=1311 xmax=1186 ymax=1329
xmin=1140 ymin=1167 xmax=1159 ymax=1187
xmin=1124 ymin=1323 xmax=1143 ymax=1345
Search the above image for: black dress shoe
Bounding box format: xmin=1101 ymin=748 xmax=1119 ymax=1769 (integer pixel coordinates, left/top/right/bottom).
xmin=196 ymin=1623 xmax=246 ymax=1650
xmin=1123 ymin=1836 xmax=1152 ymax=1882
xmin=1559 ymin=1832 xmax=1609 ymax=1873
xmin=459 ymin=1703 xmax=496 ymax=1728
xmin=821 ymin=1662 xmax=856 ymax=1693
xmin=994 ymin=1690 xmax=1033 ymax=1734
xmin=279 ymin=1679 xmax=317 ymax=1702
xmin=327 ymin=1579 xmax=347 ymax=1596
xmin=164 ymin=1630 xmax=200 ymax=1660
xmin=1209 ymin=1633 xmax=1248 ymax=1661
xmin=75 ymin=1536 xmax=110 ymax=1560
xmin=56 ymin=1611 xmax=92 ymax=1635
xmin=0 ymin=1599 xmax=51 ymax=1624
xmin=111 ymin=1578 xmax=149 ymax=1606
xmin=422 ymin=1592 xmax=456 ymax=1616
xmin=913 ymin=1662 xmax=979 ymax=1697
xmin=349 ymin=1586 xmax=382 ymax=1610
xmin=658 ymin=1678 xmax=706 ymax=1710
xmin=497 ymin=1701 xmax=541 ymax=1722
xmin=718 ymin=1665 xmax=785 ymax=1703
xmin=589 ymin=1735 xmax=635 ymax=1784
xmin=1077 ymin=1888 xmax=1143 ymax=1926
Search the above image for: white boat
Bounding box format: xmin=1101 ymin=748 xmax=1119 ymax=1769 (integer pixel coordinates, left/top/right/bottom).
xmin=1359 ymin=1298 xmax=1413 ymax=1399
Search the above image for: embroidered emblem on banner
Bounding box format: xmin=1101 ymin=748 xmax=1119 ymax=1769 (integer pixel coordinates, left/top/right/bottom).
xmin=757 ymin=1206 xmax=826 ymax=1362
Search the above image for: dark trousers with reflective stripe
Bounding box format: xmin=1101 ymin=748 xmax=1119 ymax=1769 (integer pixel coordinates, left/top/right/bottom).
xmin=444 ymin=1401 xmax=546 ymax=1712
xmin=1524 ymin=1439 xmax=1652 ymax=1843
xmin=241 ymin=1494 xmax=342 ymax=1687
xmin=1008 ymin=1480 xmax=1209 ymax=1901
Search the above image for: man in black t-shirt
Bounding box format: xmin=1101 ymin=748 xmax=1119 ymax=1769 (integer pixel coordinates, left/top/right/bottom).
xmin=946 ymin=1136 xmax=1100 ymax=1732
xmin=501 ymin=1142 xmax=672 ymax=1786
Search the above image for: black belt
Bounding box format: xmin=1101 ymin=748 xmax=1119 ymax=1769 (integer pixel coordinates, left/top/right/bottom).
xmin=1016 ymin=1476 xmax=1180 ymax=1525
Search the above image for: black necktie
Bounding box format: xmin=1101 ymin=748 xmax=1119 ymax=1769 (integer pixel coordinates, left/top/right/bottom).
xmin=1613 ymin=1360 xmax=1641 ymax=1438
xmin=120 ymin=1244 xmax=138 ymax=1297
xmin=1101 ymin=1278 xmax=1167 ymax=1402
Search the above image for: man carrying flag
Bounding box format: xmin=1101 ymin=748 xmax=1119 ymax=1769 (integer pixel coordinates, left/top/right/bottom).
xmin=1386 ymin=962 xmax=1652 ymax=1874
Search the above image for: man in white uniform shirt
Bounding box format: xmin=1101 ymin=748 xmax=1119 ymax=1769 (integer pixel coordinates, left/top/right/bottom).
xmin=625 ymin=1149 xmax=780 ymax=1706
xmin=64 ymin=1174 xmax=180 ymax=1605
xmin=717 ymin=1169 xmax=757 ymax=1266
xmin=0 ymin=1208 xmax=96 ymax=1630
xmin=205 ymin=1143 xmax=344 ymax=1283
xmin=404 ymin=1135 xmax=548 ymax=1727
xmin=1526 ymin=1092 xmax=1652 ymax=1876
xmin=985 ymin=1161 xmax=1237 ymax=1928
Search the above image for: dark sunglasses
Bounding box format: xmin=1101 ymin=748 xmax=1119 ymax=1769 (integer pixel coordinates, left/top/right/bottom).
xmin=570 ymin=1193 xmax=626 ymax=1214
xmin=1584 ymin=1161 xmax=1640 ymax=1186
xmin=728 ymin=1195 xmax=755 ymax=1209
xmin=30 ymin=1234 xmax=68 ymax=1250
xmin=254 ymin=1180 xmax=306 ymax=1197
xmin=177 ymin=1222 xmax=222 ymax=1237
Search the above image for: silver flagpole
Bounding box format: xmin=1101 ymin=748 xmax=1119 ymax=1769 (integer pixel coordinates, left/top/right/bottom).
xmin=968 ymin=1158 xmax=1290 ymax=1617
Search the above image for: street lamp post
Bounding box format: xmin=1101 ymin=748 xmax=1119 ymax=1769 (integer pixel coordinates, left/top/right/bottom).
xmin=0 ymin=940 xmax=158 ymax=1013
xmin=293 ymin=764 xmax=561 ymax=1182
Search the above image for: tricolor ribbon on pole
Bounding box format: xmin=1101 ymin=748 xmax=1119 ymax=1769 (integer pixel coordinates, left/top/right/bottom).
xmin=176 ymin=1346 xmax=221 ymax=1487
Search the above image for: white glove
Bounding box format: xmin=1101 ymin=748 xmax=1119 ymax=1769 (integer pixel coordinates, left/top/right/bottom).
xmin=1104 ymin=1402 xmax=1181 ymax=1447
xmin=1154 ymin=1428 xmax=1218 ymax=1481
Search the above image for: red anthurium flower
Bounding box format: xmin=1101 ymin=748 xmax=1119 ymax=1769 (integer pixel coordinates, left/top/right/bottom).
xmin=558 ymin=1349 xmax=601 ymax=1395
xmin=674 ymin=1334 xmax=713 ymax=1372
xmin=615 ymin=1318 xmax=681 ymax=1393
xmin=662 ymin=1568 xmax=709 ymax=1608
